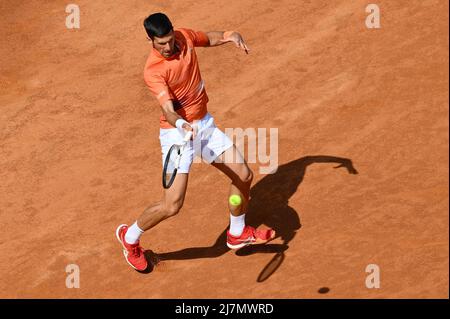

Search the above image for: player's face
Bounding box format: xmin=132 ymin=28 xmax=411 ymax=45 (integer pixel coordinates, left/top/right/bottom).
xmin=152 ymin=31 xmax=176 ymax=58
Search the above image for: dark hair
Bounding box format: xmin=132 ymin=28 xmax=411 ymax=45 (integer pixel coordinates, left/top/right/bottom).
xmin=143 ymin=13 xmax=173 ymax=39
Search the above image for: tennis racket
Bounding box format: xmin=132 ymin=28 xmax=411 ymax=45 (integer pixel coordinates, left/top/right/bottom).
xmin=162 ymin=131 xmax=193 ymax=189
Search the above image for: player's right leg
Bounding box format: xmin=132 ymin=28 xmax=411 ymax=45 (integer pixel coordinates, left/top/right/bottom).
xmin=116 ymin=173 xmax=189 ymax=271
xmin=137 ymin=172 xmax=189 ymax=230
xmin=116 ymin=127 xmax=193 ymax=271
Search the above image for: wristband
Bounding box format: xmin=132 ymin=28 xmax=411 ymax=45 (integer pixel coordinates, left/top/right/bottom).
xmin=175 ymin=119 xmax=189 ymax=130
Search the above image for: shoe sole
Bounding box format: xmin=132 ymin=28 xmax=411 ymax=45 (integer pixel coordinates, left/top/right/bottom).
xmin=227 ymin=230 xmax=276 ymax=250
xmin=116 ymin=224 xmax=147 ymax=271
xmin=227 ymin=242 xmax=252 ymax=249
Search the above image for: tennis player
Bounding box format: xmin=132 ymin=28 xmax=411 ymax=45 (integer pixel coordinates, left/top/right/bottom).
xmin=116 ymin=13 xmax=275 ymax=271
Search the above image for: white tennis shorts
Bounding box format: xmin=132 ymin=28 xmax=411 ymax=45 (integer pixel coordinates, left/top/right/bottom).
xmin=159 ymin=113 xmax=233 ymax=174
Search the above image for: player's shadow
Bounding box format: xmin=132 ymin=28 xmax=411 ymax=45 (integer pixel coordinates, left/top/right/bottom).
xmin=144 ymin=155 xmax=358 ymax=281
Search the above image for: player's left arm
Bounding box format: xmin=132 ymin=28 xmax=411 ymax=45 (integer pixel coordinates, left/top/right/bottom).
xmin=205 ymin=31 xmax=250 ymax=53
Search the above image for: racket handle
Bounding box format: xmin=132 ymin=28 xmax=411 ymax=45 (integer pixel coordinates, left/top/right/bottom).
xmin=175 ymin=156 xmax=182 ymax=168
xmin=183 ymin=131 xmax=193 ymax=142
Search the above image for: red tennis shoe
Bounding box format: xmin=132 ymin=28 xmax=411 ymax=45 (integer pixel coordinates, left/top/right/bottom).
xmin=116 ymin=224 xmax=148 ymax=271
xmin=227 ymin=225 xmax=276 ymax=249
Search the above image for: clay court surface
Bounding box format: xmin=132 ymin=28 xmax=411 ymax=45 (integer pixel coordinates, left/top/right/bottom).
xmin=0 ymin=0 xmax=448 ymax=298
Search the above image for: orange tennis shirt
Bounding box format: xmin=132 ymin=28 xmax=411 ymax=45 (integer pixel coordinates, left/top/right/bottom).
xmin=144 ymin=28 xmax=210 ymax=129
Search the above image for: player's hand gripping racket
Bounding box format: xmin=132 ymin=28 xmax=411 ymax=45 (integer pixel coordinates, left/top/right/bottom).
xmin=162 ymin=131 xmax=193 ymax=189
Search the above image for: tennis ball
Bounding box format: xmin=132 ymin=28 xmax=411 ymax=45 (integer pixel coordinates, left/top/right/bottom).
xmin=229 ymin=194 xmax=242 ymax=206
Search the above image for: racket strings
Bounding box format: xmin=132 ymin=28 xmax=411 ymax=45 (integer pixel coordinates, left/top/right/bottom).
xmin=163 ymin=145 xmax=181 ymax=187
xmin=162 ymin=137 xmax=191 ymax=189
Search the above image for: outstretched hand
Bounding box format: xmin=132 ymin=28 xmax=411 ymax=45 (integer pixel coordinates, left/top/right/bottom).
xmin=225 ymin=31 xmax=250 ymax=54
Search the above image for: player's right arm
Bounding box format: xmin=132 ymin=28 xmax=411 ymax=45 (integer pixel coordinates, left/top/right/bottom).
xmin=144 ymin=70 xmax=195 ymax=138
xmin=160 ymin=100 xmax=195 ymax=138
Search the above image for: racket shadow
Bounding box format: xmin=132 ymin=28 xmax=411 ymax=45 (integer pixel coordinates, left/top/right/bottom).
xmin=148 ymin=155 xmax=358 ymax=282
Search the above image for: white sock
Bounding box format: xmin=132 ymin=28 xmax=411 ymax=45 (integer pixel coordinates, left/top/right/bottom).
xmin=229 ymin=213 xmax=246 ymax=237
xmin=125 ymin=221 xmax=144 ymax=244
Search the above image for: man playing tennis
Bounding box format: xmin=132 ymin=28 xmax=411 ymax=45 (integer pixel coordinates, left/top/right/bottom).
xmin=116 ymin=13 xmax=275 ymax=271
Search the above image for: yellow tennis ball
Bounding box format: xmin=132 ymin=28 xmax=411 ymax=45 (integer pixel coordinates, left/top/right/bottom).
xmin=229 ymin=194 xmax=242 ymax=206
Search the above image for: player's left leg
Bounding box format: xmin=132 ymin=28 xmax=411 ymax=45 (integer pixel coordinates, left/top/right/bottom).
xmin=195 ymin=112 xmax=275 ymax=249
xmin=211 ymin=145 xmax=253 ymax=217
xmin=211 ymin=145 xmax=276 ymax=249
